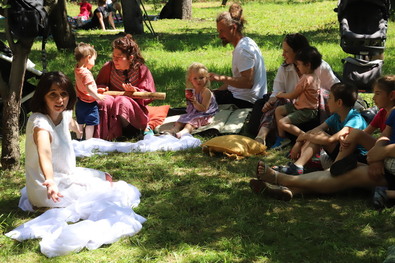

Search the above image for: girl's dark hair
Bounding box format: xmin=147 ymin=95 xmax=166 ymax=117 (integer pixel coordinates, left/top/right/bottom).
xmin=216 ymin=3 xmax=246 ymax=34
xmin=284 ymin=33 xmax=310 ymax=53
xmin=375 ymin=75 xmax=395 ymax=94
xmin=330 ymin=82 xmax=358 ymax=108
xmin=30 ymin=71 xmax=76 ymax=114
xmin=112 ymin=34 xmax=145 ymax=70
xmin=295 ymin=46 xmax=322 ymax=71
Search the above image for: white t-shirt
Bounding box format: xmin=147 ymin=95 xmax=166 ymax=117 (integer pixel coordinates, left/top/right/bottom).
xmin=228 ymin=37 xmax=267 ymax=103
xmin=271 ymin=60 xmax=339 ymax=98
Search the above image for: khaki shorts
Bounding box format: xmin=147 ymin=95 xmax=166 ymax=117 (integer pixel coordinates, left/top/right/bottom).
xmin=284 ymin=103 xmax=318 ymax=125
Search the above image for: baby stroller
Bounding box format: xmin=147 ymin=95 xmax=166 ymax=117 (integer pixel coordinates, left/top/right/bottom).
xmin=335 ymin=0 xmax=391 ymax=91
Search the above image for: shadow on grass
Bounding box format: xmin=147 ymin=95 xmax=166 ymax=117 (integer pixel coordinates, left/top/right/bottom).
xmin=2 ymin=149 xmax=394 ymax=262
xmin=93 ymin=150 xmax=393 ymax=262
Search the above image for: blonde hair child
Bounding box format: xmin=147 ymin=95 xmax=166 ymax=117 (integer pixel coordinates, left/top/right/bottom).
xmin=172 ymin=62 xmax=219 ymax=138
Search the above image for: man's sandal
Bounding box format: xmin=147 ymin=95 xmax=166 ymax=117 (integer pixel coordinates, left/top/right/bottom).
xmin=261 ymin=182 xmax=293 ymax=201
xmin=256 ymin=160 xmax=278 ymax=185
xmin=249 ymin=179 xmax=292 ymax=201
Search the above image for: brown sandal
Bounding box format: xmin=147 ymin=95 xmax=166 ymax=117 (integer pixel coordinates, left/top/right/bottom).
xmin=256 ymin=160 xmax=278 ymax=185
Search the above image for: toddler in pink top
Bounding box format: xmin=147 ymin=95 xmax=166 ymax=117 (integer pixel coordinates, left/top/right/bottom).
xmin=274 ymin=46 xmax=322 ymax=143
xmin=74 ymin=43 xmax=105 ymax=140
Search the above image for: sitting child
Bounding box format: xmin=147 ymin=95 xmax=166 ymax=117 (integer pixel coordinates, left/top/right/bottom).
xmin=331 ymin=75 xmax=395 ymax=175
xmin=74 ymin=43 xmax=106 ymax=140
xmin=172 ymin=62 xmax=219 ymax=138
xmin=273 ymin=46 xmax=322 ymax=149
xmin=274 ymin=83 xmax=367 ymax=175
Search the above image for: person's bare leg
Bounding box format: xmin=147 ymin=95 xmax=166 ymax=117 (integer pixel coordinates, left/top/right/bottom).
xmin=258 ymin=161 xmax=387 ymax=194
xmin=172 ymin=122 xmax=184 ymax=134
xmin=278 ymin=116 xmax=303 ymax=137
xmin=85 ymin=125 xmax=94 ymax=140
xmin=275 ymin=106 xmax=287 ymax=138
xmin=77 ymin=124 xmax=84 ymax=139
xmin=176 ymin=123 xmax=194 ymax=138
xmin=293 ymin=140 xmax=320 ymax=167
xmin=334 ymin=129 xmax=376 ymax=162
xmin=255 ymin=126 xmax=270 ymax=145
xmin=108 ymin=13 xmax=116 ymax=29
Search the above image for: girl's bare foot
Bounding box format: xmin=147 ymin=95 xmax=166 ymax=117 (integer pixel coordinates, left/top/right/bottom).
xmin=105 ymin=172 xmax=113 ymax=186
xmin=256 ymin=160 xmax=278 ymax=185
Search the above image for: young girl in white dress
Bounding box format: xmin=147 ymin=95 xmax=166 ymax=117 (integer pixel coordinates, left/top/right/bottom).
xmin=173 ymin=62 xmax=219 ymax=138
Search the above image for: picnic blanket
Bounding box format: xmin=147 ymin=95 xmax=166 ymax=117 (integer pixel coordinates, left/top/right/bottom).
xmin=156 ymin=104 xmax=252 ymax=136
xmin=72 ymin=134 xmax=201 ymax=157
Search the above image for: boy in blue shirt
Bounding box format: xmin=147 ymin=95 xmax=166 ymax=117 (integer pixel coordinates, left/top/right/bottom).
xmin=274 ymin=83 xmax=367 ymax=175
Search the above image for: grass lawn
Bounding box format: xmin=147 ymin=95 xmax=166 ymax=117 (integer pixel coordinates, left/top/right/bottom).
xmin=1 ymin=0 xmax=395 ymax=262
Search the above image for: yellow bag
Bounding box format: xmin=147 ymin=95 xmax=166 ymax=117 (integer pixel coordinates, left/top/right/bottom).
xmin=202 ymin=135 xmax=267 ymax=159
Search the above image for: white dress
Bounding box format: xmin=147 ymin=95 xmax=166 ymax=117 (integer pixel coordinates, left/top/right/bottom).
xmin=7 ymin=111 xmax=146 ymax=257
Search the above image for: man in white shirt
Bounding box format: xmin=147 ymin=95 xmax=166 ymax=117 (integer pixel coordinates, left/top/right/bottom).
xmin=209 ymin=4 xmax=267 ymax=109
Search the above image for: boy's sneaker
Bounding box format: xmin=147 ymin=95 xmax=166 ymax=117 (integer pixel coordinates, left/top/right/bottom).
xmin=373 ymin=186 xmax=389 ymax=210
xmin=271 ymin=136 xmax=291 ymax=150
xmin=273 ymin=162 xmax=303 ymax=175
xmin=330 ymin=154 xmax=357 ymax=176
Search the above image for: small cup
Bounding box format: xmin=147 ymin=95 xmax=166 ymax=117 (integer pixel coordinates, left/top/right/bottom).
xmin=185 ymin=89 xmax=194 ymax=100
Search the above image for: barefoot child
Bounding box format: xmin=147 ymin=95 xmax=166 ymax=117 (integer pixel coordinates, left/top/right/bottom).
xmin=173 ymin=62 xmax=219 ymax=138
xmin=273 ymin=46 xmax=322 ymax=148
xmin=74 ymin=42 xmax=105 ymax=140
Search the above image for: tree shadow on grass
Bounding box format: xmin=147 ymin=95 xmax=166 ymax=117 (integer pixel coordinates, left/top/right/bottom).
xmin=114 ymin=150 xmax=394 ymax=262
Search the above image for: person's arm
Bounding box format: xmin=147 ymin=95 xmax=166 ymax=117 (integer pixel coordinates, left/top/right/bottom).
xmin=296 ymin=122 xmax=329 ymax=143
xmin=33 ymin=127 xmax=63 ymax=202
xmin=96 ymin=62 xmax=112 ymax=89
xmin=191 ymin=89 xmax=212 ymax=112
xmin=276 ymin=88 xmax=302 ymax=100
xmin=86 ymin=83 xmax=105 ymax=101
xmin=69 ymin=117 xmax=83 ymax=139
xmin=363 ymin=124 xmax=376 ymax=135
xmin=96 ymin=11 xmax=106 ymax=30
xmin=107 ymin=12 xmax=116 ymax=29
xmin=297 ymin=123 xmax=351 ymax=146
xmin=209 ymin=67 xmax=254 ymax=90
xmin=277 ymin=74 xmax=309 ymax=100
xmin=134 ymin=64 xmax=156 ymax=106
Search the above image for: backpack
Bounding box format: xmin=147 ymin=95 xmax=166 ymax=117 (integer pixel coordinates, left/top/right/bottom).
xmin=7 ymin=0 xmax=49 ymax=71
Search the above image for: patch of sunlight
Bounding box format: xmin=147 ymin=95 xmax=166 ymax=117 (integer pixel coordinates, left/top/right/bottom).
xmin=361 ymin=224 xmax=375 ymax=237
xmin=331 ymin=203 xmax=342 ymax=210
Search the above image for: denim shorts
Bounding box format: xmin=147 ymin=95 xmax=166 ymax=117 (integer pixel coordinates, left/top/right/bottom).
xmin=76 ymin=99 xmax=99 ymax=126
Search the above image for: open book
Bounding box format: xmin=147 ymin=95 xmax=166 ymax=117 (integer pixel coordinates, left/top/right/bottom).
xmin=155 ymin=104 xmax=252 ymax=136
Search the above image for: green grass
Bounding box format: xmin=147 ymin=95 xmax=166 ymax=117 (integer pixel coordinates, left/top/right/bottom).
xmin=1 ymin=1 xmax=395 ymax=262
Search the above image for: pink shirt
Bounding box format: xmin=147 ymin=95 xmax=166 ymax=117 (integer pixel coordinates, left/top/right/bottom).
xmin=74 ymin=66 xmax=97 ymax=103
xmin=78 ymin=2 xmax=92 ymax=19
xmin=294 ymin=73 xmax=320 ymax=110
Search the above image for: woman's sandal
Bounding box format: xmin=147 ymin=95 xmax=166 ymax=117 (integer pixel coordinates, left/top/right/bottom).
xmin=256 ymin=160 xmax=278 ymax=185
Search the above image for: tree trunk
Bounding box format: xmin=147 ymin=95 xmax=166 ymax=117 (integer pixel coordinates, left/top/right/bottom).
xmin=122 ymin=0 xmax=144 ymax=34
xmin=1 ymin=38 xmax=33 ymax=170
xmin=1 ymin=0 xmax=74 ymax=170
xmin=49 ymin=0 xmax=76 ymax=50
xmin=174 ymin=0 xmax=192 ymax=19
